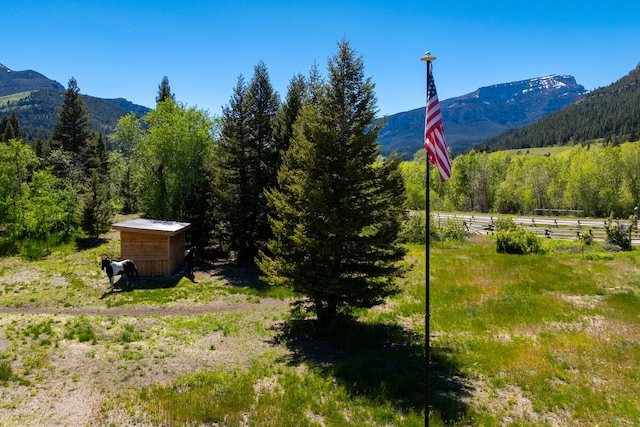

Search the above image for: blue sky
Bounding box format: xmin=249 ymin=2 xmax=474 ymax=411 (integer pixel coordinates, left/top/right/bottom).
xmin=4 ymin=0 xmax=640 ymax=117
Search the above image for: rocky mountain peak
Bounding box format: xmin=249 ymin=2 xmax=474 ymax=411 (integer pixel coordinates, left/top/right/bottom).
xmin=456 ymin=75 xmax=587 ymax=105
xmin=377 ymin=74 xmax=588 ymax=156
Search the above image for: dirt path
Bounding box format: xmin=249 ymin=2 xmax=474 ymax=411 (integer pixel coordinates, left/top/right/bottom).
xmin=0 ymin=298 xmax=288 ymax=317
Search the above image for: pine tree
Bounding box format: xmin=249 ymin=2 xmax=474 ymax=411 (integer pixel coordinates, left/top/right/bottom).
xmin=34 ymin=132 xmax=46 ymax=159
xmin=9 ymin=112 xmax=22 ymax=140
xmin=80 ymin=170 xmax=114 ymax=239
xmin=246 ymin=61 xmax=280 ymax=253
xmin=82 ymin=132 xmax=109 ymax=177
xmin=156 ymin=76 xmax=175 ymax=103
xmin=1 ymin=118 xmax=15 ymax=142
xmin=215 ymin=64 xmax=280 ymax=262
xmin=214 ymin=75 xmax=253 ymax=259
xmin=273 ymin=74 xmax=306 ymax=160
xmin=51 ymin=78 xmax=91 ymax=155
xmin=258 ymin=40 xmax=407 ymax=325
xmin=0 ymin=112 xmax=23 ymax=143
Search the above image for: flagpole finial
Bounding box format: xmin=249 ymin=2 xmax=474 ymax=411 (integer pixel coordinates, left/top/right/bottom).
xmin=421 ymin=51 xmax=436 ymax=61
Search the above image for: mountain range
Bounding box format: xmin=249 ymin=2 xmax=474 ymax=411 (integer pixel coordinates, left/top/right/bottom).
xmin=377 ymin=74 xmax=588 ymax=157
xmin=3 ymin=61 xmax=636 ymax=157
xmin=483 ymin=63 xmax=640 ymax=151
xmin=0 ymin=63 xmax=150 ymax=140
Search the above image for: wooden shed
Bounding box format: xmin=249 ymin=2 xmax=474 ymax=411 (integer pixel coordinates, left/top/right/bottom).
xmin=112 ymin=218 xmax=191 ymax=276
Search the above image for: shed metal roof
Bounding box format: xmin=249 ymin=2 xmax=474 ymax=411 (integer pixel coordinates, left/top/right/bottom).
xmin=112 ymin=218 xmax=191 ymax=236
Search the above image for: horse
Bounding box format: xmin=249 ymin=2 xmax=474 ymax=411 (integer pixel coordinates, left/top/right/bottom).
xmin=184 ymin=246 xmax=197 ymax=277
xmin=101 ymin=258 xmax=139 ymax=291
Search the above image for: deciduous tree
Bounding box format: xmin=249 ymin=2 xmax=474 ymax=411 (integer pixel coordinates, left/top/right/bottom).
xmin=134 ymin=101 xmax=215 ymax=245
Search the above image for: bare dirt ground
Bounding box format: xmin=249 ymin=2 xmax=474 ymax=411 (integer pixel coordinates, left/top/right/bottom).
xmin=0 ymin=246 xmax=292 ymax=426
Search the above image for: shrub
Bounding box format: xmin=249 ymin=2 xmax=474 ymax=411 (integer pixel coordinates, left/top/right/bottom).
xmin=580 ymin=228 xmax=594 ymax=246
xmin=0 ymin=360 xmax=12 ymax=381
xmin=494 ymin=217 xmax=520 ymax=232
xmin=426 ymin=215 xmax=468 ymax=246
xmin=496 ymin=228 xmax=544 ymax=255
xmin=399 ymin=212 xmax=426 ymax=244
xmin=604 ymin=216 xmax=632 ymax=251
xmin=441 ymin=219 xmax=467 ymax=241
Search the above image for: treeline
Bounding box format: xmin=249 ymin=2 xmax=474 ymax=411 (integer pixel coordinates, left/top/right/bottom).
xmin=0 ymin=76 xmax=112 ymax=256
xmin=482 ymin=64 xmax=640 ymax=152
xmin=412 ymin=142 xmax=640 ymax=218
xmin=1 ymin=40 xmax=407 ymax=324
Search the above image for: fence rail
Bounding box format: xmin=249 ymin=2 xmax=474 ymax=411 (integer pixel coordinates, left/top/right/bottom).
xmin=432 ymin=213 xmax=640 ymax=245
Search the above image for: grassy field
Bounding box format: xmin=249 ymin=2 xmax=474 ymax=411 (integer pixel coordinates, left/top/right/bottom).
xmin=429 ymin=235 xmax=640 ymax=426
xmin=0 ymin=91 xmax=31 ymax=108
xmin=501 ymin=145 xmax=574 ymax=157
xmin=0 ymin=227 xmax=425 ymax=426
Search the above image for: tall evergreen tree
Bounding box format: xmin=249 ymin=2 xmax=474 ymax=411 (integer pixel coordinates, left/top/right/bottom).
xmin=33 ymin=132 xmax=46 ymax=159
xmin=0 ymin=112 xmax=23 ymax=143
xmin=246 ymin=61 xmax=280 ymax=252
xmin=258 ymin=40 xmax=407 ymax=324
xmin=156 ymin=76 xmax=175 ymax=103
xmin=51 ymin=78 xmax=91 ymax=155
xmin=214 ymin=76 xmax=253 ymax=259
xmin=1 ymin=118 xmax=15 ymax=142
xmin=273 ymin=74 xmax=307 ymax=159
xmin=80 ymin=170 xmax=114 ymax=239
xmin=9 ymin=112 xmax=22 ymax=140
xmin=215 ymin=64 xmax=280 ymax=262
xmin=83 ymin=132 xmax=109 ymax=177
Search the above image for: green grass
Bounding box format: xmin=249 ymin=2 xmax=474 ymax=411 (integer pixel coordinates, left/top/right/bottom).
xmin=0 ymin=360 xmax=13 ymax=382
xmin=129 ymin=245 xmax=428 ymax=426
xmin=0 ymin=91 xmax=31 ymax=107
xmin=501 ymin=145 xmax=573 ymax=157
xmin=63 ymin=316 xmax=97 ymax=343
xmin=0 ymin=229 xmax=426 ymax=425
xmin=429 ymin=235 xmax=640 ymax=425
xmin=139 ymin=359 xmax=425 ymax=427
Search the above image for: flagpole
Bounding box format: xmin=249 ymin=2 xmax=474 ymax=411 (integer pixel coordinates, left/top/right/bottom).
xmin=420 ymin=50 xmax=436 ymax=419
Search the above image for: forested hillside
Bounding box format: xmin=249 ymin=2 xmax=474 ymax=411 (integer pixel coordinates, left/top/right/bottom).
xmin=0 ymin=89 xmax=150 ymax=141
xmin=483 ymin=64 xmax=640 ymax=151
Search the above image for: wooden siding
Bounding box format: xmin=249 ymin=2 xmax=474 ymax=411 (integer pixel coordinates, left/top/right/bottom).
xmin=168 ymin=233 xmax=185 ymax=274
xmin=119 ymin=231 xmax=186 ymax=276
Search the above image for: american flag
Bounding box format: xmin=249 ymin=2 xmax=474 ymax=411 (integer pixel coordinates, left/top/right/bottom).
xmin=425 ymin=61 xmax=452 ymax=182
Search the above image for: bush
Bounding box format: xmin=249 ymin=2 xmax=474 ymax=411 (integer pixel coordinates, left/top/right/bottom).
xmin=604 ymin=216 xmax=632 ymax=250
xmin=496 ymin=228 xmax=544 ymax=254
xmin=426 ymin=214 xmax=468 ymax=246
xmin=0 ymin=360 xmax=12 ymax=382
xmin=441 ymin=219 xmax=467 ymax=241
xmin=494 ymin=217 xmax=520 ymax=232
xmin=580 ymin=228 xmax=594 ymax=245
xmin=399 ymin=212 xmax=426 ymax=244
